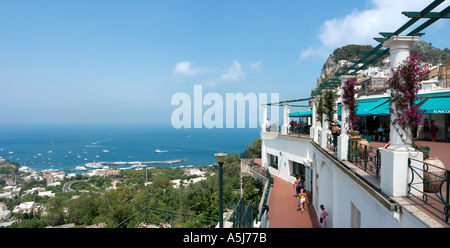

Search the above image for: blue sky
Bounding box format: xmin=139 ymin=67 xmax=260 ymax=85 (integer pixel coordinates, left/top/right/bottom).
xmin=0 ymin=0 xmax=448 ymax=125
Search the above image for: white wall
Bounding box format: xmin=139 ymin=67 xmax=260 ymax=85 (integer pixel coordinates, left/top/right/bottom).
xmin=262 ymin=132 xmax=435 ymax=228
xmin=261 ymin=132 xmax=312 ymax=184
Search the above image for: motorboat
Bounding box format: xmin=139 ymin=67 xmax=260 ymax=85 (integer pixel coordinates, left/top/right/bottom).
xmin=85 ymin=162 xmax=102 ymax=168
xmin=155 ymin=149 xmax=168 ymax=153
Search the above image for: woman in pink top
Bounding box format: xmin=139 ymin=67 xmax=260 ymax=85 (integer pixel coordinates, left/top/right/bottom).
xmin=319 ymin=204 xmax=328 ymax=228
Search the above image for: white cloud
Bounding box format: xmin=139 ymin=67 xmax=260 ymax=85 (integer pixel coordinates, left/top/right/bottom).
xmin=299 ymin=0 xmax=434 ymax=60
xmin=173 ymin=60 xmax=251 ymax=86
xmin=219 ymin=60 xmax=245 ymax=82
xmin=249 ymin=61 xmax=262 ymax=71
xmin=173 ymin=61 xmax=204 ymax=76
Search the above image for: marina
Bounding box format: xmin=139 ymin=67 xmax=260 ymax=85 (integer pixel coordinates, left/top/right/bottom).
xmin=61 ymin=159 xmax=184 ymax=172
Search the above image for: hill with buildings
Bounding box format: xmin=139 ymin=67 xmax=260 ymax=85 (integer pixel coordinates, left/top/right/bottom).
xmin=313 ymin=41 xmax=450 ymax=95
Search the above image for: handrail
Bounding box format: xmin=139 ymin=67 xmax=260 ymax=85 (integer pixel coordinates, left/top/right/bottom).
xmin=408 ymin=158 xmax=449 ymax=223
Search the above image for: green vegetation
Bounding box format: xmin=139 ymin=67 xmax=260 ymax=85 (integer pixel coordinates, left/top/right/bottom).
xmin=1 ymin=137 xmax=266 ymax=228
xmin=240 ymin=138 xmax=261 ymax=159
xmin=331 ymin=44 xmax=378 ymax=62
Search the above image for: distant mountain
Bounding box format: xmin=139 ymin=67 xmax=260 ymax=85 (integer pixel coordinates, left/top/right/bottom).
xmin=313 ymin=41 xmax=449 ymax=94
xmin=411 ymin=40 xmax=450 ymax=65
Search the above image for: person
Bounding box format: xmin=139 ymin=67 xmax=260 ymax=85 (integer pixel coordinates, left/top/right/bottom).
xmin=331 ymin=123 xmax=340 ymax=136
xmin=383 ymin=141 xmax=390 ymax=149
xmin=298 ymin=188 xmax=308 ymax=213
xmin=319 ymin=204 xmax=329 ymax=228
xmin=265 ymin=118 xmax=270 ymax=132
xmin=430 ymin=120 xmax=437 ymax=142
xmin=423 ymin=119 xmax=429 ymax=140
xmin=377 ymin=125 xmax=384 ymax=133
xmin=293 ymin=177 xmax=301 ymax=197
xmin=384 ymin=124 xmax=390 ymax=134
xmin=446 ymin=124 xmax=450 ymax=142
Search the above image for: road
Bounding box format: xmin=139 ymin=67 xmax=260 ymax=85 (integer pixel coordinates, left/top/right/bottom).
xmin=63 ymin=179 xmax=88 ymax=193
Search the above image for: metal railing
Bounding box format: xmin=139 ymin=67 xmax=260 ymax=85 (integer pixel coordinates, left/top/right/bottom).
xmin=114 ymin=206 xmax=219 ymax=228
xmin=348 ymin=140 xmax=381 ymax=179
xmin=288 ymin=125 xmax=311 ymax=137
xmin=241 ymin=158 xmax=273 ymax=225
xmin=259 ymin=209 xmax=269 ymax=228
xmin=327 ymin=133 xmax=337 ymax=152
xmin=228 ymin=198 xmax=254 ymax=228
xmin=408 ymin=158 xmax=449 ymax=223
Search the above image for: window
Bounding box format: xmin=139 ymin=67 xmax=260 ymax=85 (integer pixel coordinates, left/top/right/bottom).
xmin=268 ymin=154 xmax=278 ymax=169
xmin=290 ymin=161 xmax=305 ymax=177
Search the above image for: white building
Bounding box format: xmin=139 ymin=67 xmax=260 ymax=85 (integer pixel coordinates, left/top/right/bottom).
xmin=38 ymin=191 xmax=55 ymax=198
xmin=0 ymin=203 xmax=11 ymax=221
xmin=261 ymin=36 xmax=448 ymax=228
xmin=12 ymin=201 xmax=36 ymax=214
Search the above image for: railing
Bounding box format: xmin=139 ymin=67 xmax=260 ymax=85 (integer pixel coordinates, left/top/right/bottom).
xmin=114 ymin=206 xmax=219 ymax=228
xmin=264 ymin=123 xmax=280 ymax=133
xmin=228 ymin=198 xmax=254 ymax=228
xmin=259 ymin=208 xmax=269 ymax=228
xmin=408 ymin=158 xmax=450 ymax=223
xmin=288 ymin=125 xmax=311 ymax=137
xmin=327 ymin=133 xmax=337 ymax=152
xmin=241 ymin=158 xmax=273 ymax=223
xmin=348 ymin=140 xmax=381 ymax=179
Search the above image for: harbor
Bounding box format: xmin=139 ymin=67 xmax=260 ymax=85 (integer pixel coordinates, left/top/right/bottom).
xmin=61 ymin=159 xmax=185 ymax=172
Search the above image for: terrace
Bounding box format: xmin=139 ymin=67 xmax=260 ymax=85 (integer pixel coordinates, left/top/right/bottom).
xmin=258 ymin=1 xmax=450 ymax=227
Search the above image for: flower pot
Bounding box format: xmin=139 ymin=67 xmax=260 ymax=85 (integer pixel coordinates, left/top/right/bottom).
xmin=349 ymin=131 xmax=361 ymax=141
xmin=423 ymin=157 xmax=446 ymax=193
xmin=350 ymin=131 xmax=360 ymax=136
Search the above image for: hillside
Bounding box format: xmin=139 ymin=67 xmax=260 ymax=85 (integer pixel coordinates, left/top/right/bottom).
xmin=313 ymin=41 xmax=450 ymax=93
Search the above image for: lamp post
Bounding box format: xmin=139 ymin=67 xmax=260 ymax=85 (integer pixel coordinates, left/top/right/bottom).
xmin=214 ymin=152 xmax=226 ymax=228
xmin=254 ymin=188 xmax=260 ymax=224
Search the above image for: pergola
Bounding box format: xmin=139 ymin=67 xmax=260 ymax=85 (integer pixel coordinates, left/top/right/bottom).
xmin=311 ymin=0 xmax=450 ymax=96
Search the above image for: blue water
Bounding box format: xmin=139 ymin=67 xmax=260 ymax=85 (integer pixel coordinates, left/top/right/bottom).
xmin=0 ymin=124 xmax=260 ymax=172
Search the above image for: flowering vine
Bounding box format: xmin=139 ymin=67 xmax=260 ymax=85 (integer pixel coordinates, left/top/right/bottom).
xmin=342 ymin=78 xmax=360 ymax=132
xmin=387 ymin=53 xmax=429 ymax=143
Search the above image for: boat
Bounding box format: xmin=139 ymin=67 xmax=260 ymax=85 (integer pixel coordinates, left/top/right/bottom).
xmin=102 ymin=149 xmax=110 ymax=153
xmin=48 ymin=150 xmax=53 ymax=153
xmin=155 ymin=149 xmax=168 ymax=153
xmin=85 ymin=162 xmax=102 ymax=168
xmin=75 ymin=166 xmax=86 ymax=171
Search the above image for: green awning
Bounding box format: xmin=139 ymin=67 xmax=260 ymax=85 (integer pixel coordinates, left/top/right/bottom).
xmin=366 ymin=99 xmax=390 ymax=116
xmin=289 ymin=110 xmax=312 ymax=117
xmin=357 ymin=98 xmax=389 ymax=116
xmin=338 ymin=98 xmax=389 ymax=117
xmin=418 ymin=97 xmax=450 ymax=114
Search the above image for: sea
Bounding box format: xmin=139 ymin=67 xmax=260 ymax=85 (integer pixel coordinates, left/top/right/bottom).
xmin=0 ymin=123 xmax=260 ymax=174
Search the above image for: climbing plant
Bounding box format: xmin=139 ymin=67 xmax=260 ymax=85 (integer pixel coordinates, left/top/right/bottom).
xmin=387 ymin=53 xmax=430 ymax=145
xmin=342 ymin=78 xmax=360 ymax=132
xmin=323 ymin=90 xmax=338 ymax=130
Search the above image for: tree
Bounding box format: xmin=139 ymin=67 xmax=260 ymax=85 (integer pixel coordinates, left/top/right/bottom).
xmin=240 ymin=138 xmax=261 ymax=158
xmin=68 ymin=192 xmax=100 ymax=225
xmin=43 ymin=197 xmax=66 ymax=226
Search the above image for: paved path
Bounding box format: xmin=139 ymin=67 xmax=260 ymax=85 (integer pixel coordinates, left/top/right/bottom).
xmin=370 ymin=140 xmax=450 ymax=170
xmin=267 ymin=175 xmax=320 ymax=228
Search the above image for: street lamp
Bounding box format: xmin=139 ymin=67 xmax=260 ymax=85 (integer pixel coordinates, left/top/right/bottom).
xmin=214 ymin=152 xmax=226 ymax=228
xmin=254 ymin=188 xmax=260 ymax=224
